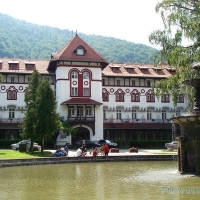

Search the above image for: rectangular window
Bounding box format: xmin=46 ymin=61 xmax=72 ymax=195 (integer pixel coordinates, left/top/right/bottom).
xmin=77 ymin=107 xmax=83 ymax=117
xmin=176 ymin=110 xmax=181 ymax=116
xmin=86 ymin=107 xmax=92 ymax=116
xmin=146 ymin=80 xmax=151 ymax=87
xmin=103 ymin=110 xmax=106 ymax=119
xmin=147 ymin=110 xmax=152 ymax=120
xmin=9 ymin=108 xmax=15 ymax=118
xmin=69 ymin=107 xmax=75 ymax=116
xmin=116 ymin=110 xmax=121 ymax=119
xmin=117 ymin=80 xmax=120 ymax=86
xmin=132 ymin=110 xmax=137 ymax=119
xmin=11 ymin=77 xmax=15 ymax=83
xmin=72 ymin=88 xmax=78 ymax=96
xmin=83 ymin=88 xmax=90 ymax=96
xmin=131 ymin=80 xmax=135 ymax=86
xmin=162 ymin=110 xmax=167 ymax=119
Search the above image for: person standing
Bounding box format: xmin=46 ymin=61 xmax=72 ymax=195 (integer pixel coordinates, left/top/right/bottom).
xmin=104 ymin=144 xmax=109 ymax=156
xmin=93 ymin=148 xmax=97 ymax=158
xmin=100 ymin=144 xmax=105 ymax=156
xmin=64 ymin=145 xmax=68 ymax=156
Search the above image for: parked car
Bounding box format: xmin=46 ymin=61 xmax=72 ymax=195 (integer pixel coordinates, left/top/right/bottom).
xmin=95 ymin=139 xmax=118 ymax=148
xmin=11 ymin=140 xmax=41 ymax=151
xmin=75 ymin=139 xmax=101 ymax=149
xmin=165 ymin=141 xmax=178 ymax=149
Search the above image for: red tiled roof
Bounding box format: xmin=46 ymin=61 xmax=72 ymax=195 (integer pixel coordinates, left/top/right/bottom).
xmin=48 ymin=34 xmax=108 ymax=72
xmin=0 ymin=58 xmax=50 ymax=74
xmin=102 ymin=63 xmax=174 ymax=78
xmin=61 ymin=98 xmax=102 ymax=105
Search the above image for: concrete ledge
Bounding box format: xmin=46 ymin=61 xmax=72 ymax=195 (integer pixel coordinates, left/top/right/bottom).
xmin=0 ymin=155 xmax=174 ymax=167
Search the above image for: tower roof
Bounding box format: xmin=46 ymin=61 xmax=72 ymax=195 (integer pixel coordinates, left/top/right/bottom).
xmin=48 ymin=34 xmax=108 ymax=72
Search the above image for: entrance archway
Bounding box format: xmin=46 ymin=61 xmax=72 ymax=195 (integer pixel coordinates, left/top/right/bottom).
xmin=72 ymin=127 xmax=90 ymax=145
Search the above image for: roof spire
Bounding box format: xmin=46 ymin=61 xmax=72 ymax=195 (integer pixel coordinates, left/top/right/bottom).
xmin=76 ymin=30 xmax=78 ymax=36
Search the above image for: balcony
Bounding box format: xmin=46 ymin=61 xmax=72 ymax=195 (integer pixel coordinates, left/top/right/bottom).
xmin=0 ymin=118 xmax=23 ymax=123
xmin=103 ymin=118 xmax=171 ymax=124
xmin=67 ymin=116 xmax=95 ymax=123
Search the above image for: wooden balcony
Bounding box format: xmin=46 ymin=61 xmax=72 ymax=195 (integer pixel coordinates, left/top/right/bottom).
xmin=0 ymin=118 xmax=23 ymax=123
xmin=67 ymin=116 xmax=95 ymax=123
xmin=103 ymin=118 xmax=171 ymax=124
xmin=103 ymin=118 xmax=173 ymax=129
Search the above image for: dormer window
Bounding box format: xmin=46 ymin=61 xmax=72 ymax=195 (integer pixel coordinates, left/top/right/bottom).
xmin=8 ymin=61 xmax=19 ymax=69
xmin=73 ymin=45 xmax=86 ymax=56
xmin=25 ymin=62 xmax=35 ymax=70
xmin=77 ymin=48 xmax=84 ymax=55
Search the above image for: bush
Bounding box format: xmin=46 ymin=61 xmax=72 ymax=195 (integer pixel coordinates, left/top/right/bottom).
xmin=0 ymin=138 xmax=55 ymax=149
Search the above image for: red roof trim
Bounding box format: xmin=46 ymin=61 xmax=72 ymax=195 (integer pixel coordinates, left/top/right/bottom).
xmin=61 ymin=98 xmax=102 ymax=105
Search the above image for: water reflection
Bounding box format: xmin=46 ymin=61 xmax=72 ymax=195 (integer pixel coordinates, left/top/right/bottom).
xmin=0 ymin=161 xmax=199 ymax=200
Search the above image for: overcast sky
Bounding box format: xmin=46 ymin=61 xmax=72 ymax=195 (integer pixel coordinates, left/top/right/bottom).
xmin=0 ymin=0 xmax=163 ymax=46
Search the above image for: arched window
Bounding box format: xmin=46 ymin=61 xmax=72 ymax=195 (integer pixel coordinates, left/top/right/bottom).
xmin=115 ymin=89 xmax=125 ymax=102
xmin=145 ymin=89 xmax=155 ymax=102
xmin=102 ymin=89 xmax=109 ymax=102
xmin=130 ymin=89 xmax=140 ymax=102
xmin=177 ymin=94 xmax=184 ymax=103
xmin=6 ymin=86 xmax=18 ymax=100
xmin=161 ymin=94 xmax=170 ymax=102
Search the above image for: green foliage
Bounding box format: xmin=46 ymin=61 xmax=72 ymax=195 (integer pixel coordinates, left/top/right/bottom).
xmin=0 ymin=13 xmax=157 ymax=64
xmin=21 ymin=70 xmax=60 ymax=153
xmin=149 ymin=0 xmax=200 ymax=108
xmin=21 ymin=69 xmax=41 ymax=141
xmin=34 ymin=79 xmax=60 ymax=153
xmin=58 ymin=119 xmax=78 ymax=137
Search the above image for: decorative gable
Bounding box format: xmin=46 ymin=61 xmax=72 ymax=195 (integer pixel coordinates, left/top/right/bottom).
xmin=48 ymin=34 xmax=108 ymax=72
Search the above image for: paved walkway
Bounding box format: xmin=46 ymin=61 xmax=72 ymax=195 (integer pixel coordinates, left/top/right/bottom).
xmin=49 ymin=149 xmax=177 ymax=157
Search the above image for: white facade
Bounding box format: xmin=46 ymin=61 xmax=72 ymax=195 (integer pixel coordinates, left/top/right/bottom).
xmin=0 ymin=35 xmax=187 ymax=146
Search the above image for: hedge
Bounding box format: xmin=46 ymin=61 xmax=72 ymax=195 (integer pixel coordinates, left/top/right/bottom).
xmin=0 ymin=139 xmax=55 ymax=149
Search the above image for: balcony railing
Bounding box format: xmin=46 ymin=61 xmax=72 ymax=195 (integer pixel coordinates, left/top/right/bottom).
xmin=0 ymin=118 xmax=23 ymax=123
xmin=67 ymin=116 xmax=95 ymax=122
xmin=103 ymin=118 xmax=171 ymax=123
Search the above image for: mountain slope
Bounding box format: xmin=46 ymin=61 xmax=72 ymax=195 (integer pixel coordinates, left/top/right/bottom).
xmin=0 ymin=13 xmax=157 ymax=64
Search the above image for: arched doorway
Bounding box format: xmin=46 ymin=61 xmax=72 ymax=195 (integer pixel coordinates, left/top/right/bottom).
xmin=72 ymin=127 xmax=90 ymax=145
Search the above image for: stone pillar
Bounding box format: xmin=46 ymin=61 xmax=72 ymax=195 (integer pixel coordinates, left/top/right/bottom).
xmin=194 ymin=137 xmax=200 ymax=175
xmin=177 ymin=136 xmax=186 ymax=174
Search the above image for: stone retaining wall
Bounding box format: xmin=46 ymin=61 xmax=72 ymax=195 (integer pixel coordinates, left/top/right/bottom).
xmin=0 ymin=155 xmax=174 ymax=167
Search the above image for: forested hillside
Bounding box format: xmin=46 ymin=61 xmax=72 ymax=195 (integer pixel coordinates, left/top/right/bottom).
xmin=0 ymin=13 xmax=157 ymax=64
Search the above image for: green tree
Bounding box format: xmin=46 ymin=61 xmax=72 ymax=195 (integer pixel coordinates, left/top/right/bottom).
xmin=149 ymin=0 xmax=200 ymax=109
xmin=21 ymin=69 xmax=41 ymax=151
xmin=34 ymin=79 xmax=59 ymax=153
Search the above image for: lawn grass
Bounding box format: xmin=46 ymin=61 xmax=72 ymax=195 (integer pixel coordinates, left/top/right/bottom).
xmin=0 ymin=150 xmax=53 ymax=159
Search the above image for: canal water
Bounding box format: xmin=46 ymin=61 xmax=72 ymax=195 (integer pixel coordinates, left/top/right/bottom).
xmin=0 ymin=161 xmax=199 ymax=200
